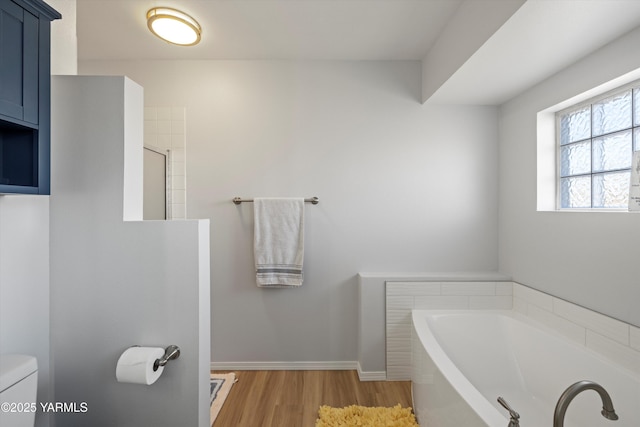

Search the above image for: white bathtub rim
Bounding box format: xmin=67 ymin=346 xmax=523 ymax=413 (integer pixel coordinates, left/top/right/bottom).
xmin=412 ymin=309 xmax=640 ymax=381
xmin=411 ymin=309 xmax=509 ymax=427
xmin=411 ymin=309 xmax=640 ymax=427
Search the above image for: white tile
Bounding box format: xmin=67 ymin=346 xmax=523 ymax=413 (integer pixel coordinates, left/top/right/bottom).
xmin=469 ymin=295 xmax=512 ymax=309
xmin=409 ymin=285 xmax=442 ymax=296
xmin=631 ymin=326 xmax=640 ymax=352
xmin=171 ymin=120 xmax=185 ymax=135
xmin=171 ymin=160 xmax=185 ymax=173
xmin=173 ymin=166 xmax=186 ymax=179
xmin=171 ymin=107 xmax=185 ymax=120
xmin=512 ymin=297 xmax=527 ymax=315
xmin=385 ymin=282 xmax=404 ymax=296
xmin=553 ymin=299 xmax=629 ymax=345
xmin=157 ymin=120 xmax=171 ymax=134
xmin=144 ymin=107 xmax=157 ymax=120
xmin=386 ymin=367 xmax=411 ymax=381
xmin=172 ymin=190 xmax=186 ymax=204
xmin=386 ymin=309 xmax=411 ymax=325
xmin=386 ymin=296 xmax=414 ymax=310
xmin=144 ymin=119 xmax=157 ymax=135
xmin=495 ymin=282 xmax=513 ymax=296
xmin=172 ymin=175 xmax=185 ymax=190
xmin=385 ymin=367 xmax=412 ymax=381
xmin=171 ymin=133 xmax=185 ymax=148
xmin=387 ymin=282 xmax=441 ymax=296
xmin=442 ymin=282 xmax=495 ymax=296
xmin=387 ymin=351 xmax=411 ymax=367
xmin=513 ymin=283 xmax=553 ymax=311
xmin=171 ymin=148 xmax=185 ymax=162
xmin=170 ymin=204 xmax=185 ymax=219
xmin=387 ymin=337 xmax=411 ymax=353
xmin=389 ymin=281 xmax=436 ymax=286
xmin=386 ymin=322 xmax=412 ymax=339
xmin=586 ymin=330 xmax=640 ymax=376
xmin=156 ymin=134 xmax=171 ymax=149
xmin=527 ymin=304 xmax=586 ymax=345
xmin=157 ymin=106 xmax=171 ymax=120
xmin=414 ymin=295 xmax=469 ymax=310
xmin=144 ymin=134 xmax=157 ymax=146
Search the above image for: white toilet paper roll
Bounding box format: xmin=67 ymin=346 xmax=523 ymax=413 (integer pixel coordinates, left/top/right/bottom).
xmin=116 ymin=347 xmax=165 ymax=385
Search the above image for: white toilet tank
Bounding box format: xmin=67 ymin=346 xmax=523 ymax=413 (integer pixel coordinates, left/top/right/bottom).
xmin=0 ymin=354 xmax=38 ymax=427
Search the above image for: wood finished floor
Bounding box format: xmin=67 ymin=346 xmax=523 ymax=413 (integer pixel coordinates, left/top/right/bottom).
xmin=211 ymin=370 xmax=413 ymax=427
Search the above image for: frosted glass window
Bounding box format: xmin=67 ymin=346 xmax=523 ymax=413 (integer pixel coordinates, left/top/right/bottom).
xmin=560 ymin=176 xmax=591 ymax=208
xmin=592 ymin=91 xmax=631 ymax=137
xmin=561 ymin=141 xmax=590 ymax=176
xmin=592 ymin=171 xmax=630 ymax=208
xmin=592 ymin=130 xmax=632 ymax=172
xmin=634 ymin=88 xmax=640 ymax=126
xmin=557 ymin=83 xmax=639 ymax=209
xmin=560 ymin=106 xmax=590 ymax=144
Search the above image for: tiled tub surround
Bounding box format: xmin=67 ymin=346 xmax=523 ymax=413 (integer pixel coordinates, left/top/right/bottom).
xmin=386 ymin=281 xmax=513 ymax=380
xmin=144 ymin=106 xmax=187 ymax=219
xmin=358 ymin=272 xmax=511 ymax=380
xmin=386 ymin=281 xmax=640 ymax=380
xmin=513 ymin=283 xmax=640 ymax=376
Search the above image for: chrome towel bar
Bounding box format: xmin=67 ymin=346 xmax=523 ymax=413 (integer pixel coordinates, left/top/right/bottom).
xmin=233 ymin=197 xmax=319 ymax=205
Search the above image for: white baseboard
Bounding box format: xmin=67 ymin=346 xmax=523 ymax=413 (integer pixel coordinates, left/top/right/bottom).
xmin=210 ymin=361 xmax=358 ymax=371
xmin=356 ymin=362 xmax=387 ymax=381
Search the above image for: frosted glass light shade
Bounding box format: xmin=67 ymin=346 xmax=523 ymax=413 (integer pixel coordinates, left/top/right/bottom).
xmin=147 ymin=7 xmax=201 ymax=46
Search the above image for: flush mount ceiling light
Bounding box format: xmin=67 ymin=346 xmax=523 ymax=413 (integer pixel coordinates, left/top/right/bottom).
xmin=146 ymin=7 xmax=201 ymax=46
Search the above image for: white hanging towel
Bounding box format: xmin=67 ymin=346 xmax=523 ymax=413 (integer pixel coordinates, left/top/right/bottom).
xmin=253 ymin=198 xmax=305 ymax=287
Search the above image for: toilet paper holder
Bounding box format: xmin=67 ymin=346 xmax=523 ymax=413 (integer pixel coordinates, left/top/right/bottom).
xmin=153 ymin=345 xmax=180 ymax=372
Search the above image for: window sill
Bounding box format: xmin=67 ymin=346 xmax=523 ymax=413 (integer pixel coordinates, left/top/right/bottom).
xmin=541 ymin=208 xmax=640 ymax=213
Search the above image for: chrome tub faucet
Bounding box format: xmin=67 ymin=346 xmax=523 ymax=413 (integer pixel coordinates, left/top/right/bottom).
xmin=554 ymin=380 xmax=619 ymax=427
xmin=497 ymin=397 xmax=520 ymax=427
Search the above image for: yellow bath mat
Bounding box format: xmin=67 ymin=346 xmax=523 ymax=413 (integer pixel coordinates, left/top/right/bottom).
xmin=316 ymin=404 xmax=419 ymax=427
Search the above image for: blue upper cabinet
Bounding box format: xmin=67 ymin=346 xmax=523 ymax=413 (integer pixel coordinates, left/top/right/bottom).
xmin=0 ymin=0 xmax=38 ymax=124
xmin=0 ymin=0 xmax=60 ymax=195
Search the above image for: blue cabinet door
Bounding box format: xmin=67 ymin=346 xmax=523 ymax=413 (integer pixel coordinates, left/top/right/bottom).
xmin=0 ymin=0 xmax=39 ymax=125
xmin=0 ymin=0 xmax=59 ymax=195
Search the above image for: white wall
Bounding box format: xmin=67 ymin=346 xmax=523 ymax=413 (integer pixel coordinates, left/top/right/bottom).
xmin=79 ymin=60 xmax=500 ymax=366
xmin=0 ymin=2 xmax=75 ymax=426
xmin=499 ymin=26 xmax=640 ymax=328
xmin=48 ymin=0 xmax=77 ymax=75
xmin=50 ymin=76 xmax=210 ymax=427
xmin=0 ymin=196 xmax=51 ymax=427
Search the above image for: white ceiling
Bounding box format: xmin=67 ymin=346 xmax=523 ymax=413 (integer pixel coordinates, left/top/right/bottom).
xmin=428 ymin=0 xmax=640 ymax=105
xmin=75 ymin=0 xmax=640 ymax=105
xmin=76 ymin=0 xmax=463 ymax=61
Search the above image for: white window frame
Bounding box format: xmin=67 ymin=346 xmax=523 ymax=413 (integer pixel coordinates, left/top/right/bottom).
xmin=554 ymin=80 xmax=639 ymax=210
xmin=536 ymin=69 xmax=640 ymax=213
